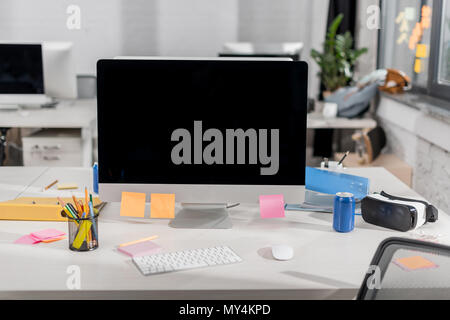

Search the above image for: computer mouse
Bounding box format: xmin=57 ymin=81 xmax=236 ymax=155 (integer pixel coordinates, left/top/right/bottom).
xmin=271 ymin=245 xmax=294 ymax=261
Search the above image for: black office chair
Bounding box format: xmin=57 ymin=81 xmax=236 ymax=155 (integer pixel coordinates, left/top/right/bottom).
xmin=357 ymin=237 xmax=450 ymax=300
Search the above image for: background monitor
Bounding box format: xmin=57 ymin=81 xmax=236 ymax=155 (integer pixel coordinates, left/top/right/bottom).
xmin=97 ymin=58 xmax=307 ymax=204
xmin=0 ymin=43 xmax=46 ymax=104
xmin=219 ymin=42 xmax=303 ymax=61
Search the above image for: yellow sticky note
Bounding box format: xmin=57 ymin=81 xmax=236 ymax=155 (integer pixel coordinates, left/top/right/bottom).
xmin=120 ymin=192 xmax=146 ymax=218
xmin=150 ymin=194 xmax=175 ymax=219
xmin=72 ymin=220 xmax=92 ymax=249
xmin=414 ymin=59 xmax=422 ymax=73
xmin=395 ymin=256 xmax=437 ymax=271
xmin=57 ymin=183 xmax=78 ymax=190
xmin=416 ymin=44 xmax=428 ymax=58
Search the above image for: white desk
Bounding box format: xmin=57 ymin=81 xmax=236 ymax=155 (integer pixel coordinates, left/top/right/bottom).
xmin=0 ymin=100 xmax=96 ymax=167
xmin=307 ymin=112 xmax=377 ymax=129
xmin=0 ymin=167 xmax=448 ymax=300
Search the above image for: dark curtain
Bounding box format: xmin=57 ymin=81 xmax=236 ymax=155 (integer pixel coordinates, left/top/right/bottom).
xmin=327 ymin=0 xmax=357 ymax=39
xmin=313 ymin=0 xmax=357 ymax=158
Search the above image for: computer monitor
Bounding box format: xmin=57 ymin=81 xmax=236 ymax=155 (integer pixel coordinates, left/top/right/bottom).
xmin=219 ymin=42 xmax=303 ymax=61
xmin=42 ymin=42 xmax=77 ymax=99
xmin=97 ymin=58 xmax=307 ymax=227
xmin=0 ymin=43 xmax=50 ymax=106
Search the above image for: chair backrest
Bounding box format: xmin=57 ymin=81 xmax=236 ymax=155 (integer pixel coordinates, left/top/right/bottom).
xmin=351 ymin=126 xmax=386 ymax=164
xmin=357 ymin=237 xmax=450 ymax=300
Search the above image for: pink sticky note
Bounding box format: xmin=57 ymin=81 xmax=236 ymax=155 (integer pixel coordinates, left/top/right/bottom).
xmin=259 ymin=195 xmax=285 ymax=219
xmin=14 ymin=235 xmax=41 ymax=245
xmin=30 ymin=229 xmax=66 ymax=241
xmin=117 ymin=241 xmax=162 ymax=257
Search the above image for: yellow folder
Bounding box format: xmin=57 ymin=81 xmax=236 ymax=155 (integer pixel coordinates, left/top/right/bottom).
xmin=0 ymin=197 xmax=102 ymax=221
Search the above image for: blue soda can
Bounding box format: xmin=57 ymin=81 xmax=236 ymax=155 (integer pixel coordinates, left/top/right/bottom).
xmin=333 ymin=192 xmax=355 ymax=233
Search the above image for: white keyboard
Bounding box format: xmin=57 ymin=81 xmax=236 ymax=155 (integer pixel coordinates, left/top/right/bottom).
xmin=132 ymin=246 xmax=242 ymax=276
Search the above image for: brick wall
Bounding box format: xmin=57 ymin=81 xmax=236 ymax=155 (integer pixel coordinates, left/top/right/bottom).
xmin=378 ymin=96 xmax=450 ymax=214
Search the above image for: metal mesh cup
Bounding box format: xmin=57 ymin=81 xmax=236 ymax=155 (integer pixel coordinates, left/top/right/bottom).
xmin=63 ymin=211 xmax=99 ymax=252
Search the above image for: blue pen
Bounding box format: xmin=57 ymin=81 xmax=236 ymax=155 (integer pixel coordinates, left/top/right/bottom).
xmin=88 ymin=201 xmax=98 ymax=241
xmin=93 ymin=163 xmax=99 ymax=194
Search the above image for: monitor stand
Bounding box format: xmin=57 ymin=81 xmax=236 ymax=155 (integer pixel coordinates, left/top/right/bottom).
xmin=0 ymin=104 xmax=19 ymax=110
xmin=169 ymin=203 xmax=233 ymax=229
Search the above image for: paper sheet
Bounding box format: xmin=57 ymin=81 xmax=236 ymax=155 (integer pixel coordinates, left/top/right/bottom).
xmin=30 ymin=229 xmax=66 ymax=240
xmin=120 ymin=192 xmax=146 ymax=218
xmin=259 ymin=195 xmax=285 ymax=219
xmin=394 ymin=256 xmax=438 ymax=271
xmin=416 ymin=44 xmax=428 ymax=58
xmin=118 ymin=240 xmax=162 ymax=257
xmin=150 ymin=194 xmax=175 ymax=219
xmin=14 ymin=235 xmax=41 ymax=245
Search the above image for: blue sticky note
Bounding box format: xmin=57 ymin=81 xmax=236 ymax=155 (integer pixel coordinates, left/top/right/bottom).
xmin=305 ymin=167 xmax=369 ymax=200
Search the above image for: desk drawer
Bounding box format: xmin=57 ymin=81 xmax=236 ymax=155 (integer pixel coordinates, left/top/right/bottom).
xmin=22 ymin=138 xmax=81 ymax=154
xmin=22 ymin=129 xmax=82 ymax=167
xmin=23 ymin=151 xmax=82 ymax=167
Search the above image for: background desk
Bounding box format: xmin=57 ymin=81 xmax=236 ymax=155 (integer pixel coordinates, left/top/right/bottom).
xmin=307 ymin=112 xmax=377 ymax=130
xmin=0 ymin=167 xmax=448 ymax=300
xmin=0 ymin=100 xmax=96 ymax=167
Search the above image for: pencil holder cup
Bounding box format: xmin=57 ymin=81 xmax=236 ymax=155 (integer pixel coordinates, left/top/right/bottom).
xmin=62 ymin=211 xmax=99 ymax=252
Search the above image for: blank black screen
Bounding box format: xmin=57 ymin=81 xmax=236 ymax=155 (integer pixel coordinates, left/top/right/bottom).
xmin=97 ymin=59 xmax=307 ymax=185
xmin=0 ymin=44 xmax=44 ymax=94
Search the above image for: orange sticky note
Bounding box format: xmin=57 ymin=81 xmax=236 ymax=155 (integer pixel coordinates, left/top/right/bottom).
xmin=150 ymin=193 xmax=175 ymax=219
xmin=120 ymin=192 xmax=146 ymax=218
xmin=416 ymin=44 xmax=428 ymax=58
xmin=414 ymin=59 xmax=422 ymax=73
xmin=394 ymin=256 xmax=438 ymax=271
xmin=41 ymin=236 xmax=66 ymax=243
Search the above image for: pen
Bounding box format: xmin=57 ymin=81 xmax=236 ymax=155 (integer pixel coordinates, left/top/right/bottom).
xmin=119 ymin=235 xmax=159 ymax=248
xmin=58 ymin=197 xmax=79 ymax=222
xmin=67 ymin=203 xmax=78 ymax=218
xmin=88 ymin=200 xmax=98 ymax=241
xmin=338 ymin=151 xmax=350 ymax=166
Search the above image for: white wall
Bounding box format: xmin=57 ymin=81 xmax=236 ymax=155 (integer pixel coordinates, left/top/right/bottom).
xmin=238 ymin=0 xmax=329 ymax=99
xmin=157 ymin=0 xmax=238 ymax=57
xmin=0 ymin=0 xmax=124 ymax=75
xmin=0 ymin=0 xmax=329 ymax=98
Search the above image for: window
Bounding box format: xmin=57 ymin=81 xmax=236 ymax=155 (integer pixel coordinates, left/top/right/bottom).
xmin=379 ymin=0 xmax=450 ymax=102
xmin=436 ymin=1 xmax=450 ymax=85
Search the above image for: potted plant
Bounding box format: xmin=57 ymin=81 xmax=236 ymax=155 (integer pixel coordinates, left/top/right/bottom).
xmin=311 ymin=14 xmax=368 ymax=97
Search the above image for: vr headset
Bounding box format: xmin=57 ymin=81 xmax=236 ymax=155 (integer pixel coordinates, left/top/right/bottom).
xmin=361 ymin=191 xmax=438 ymax=232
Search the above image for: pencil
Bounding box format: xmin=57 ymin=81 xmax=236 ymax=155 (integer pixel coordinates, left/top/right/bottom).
xmin=85 ymin=187 xmax=90 ymax=215
xmin=119 ymin=235 xmax=159 ymax=248
xmin=79 ymin=200 xmax=84 ymax=213
xmin=72 ymin=195 xmax=82 ymax=216
xmin=57 ymin=196 xmax=66 ymax=207
xmin=44 ymin=180 xmax=58 ymax=190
